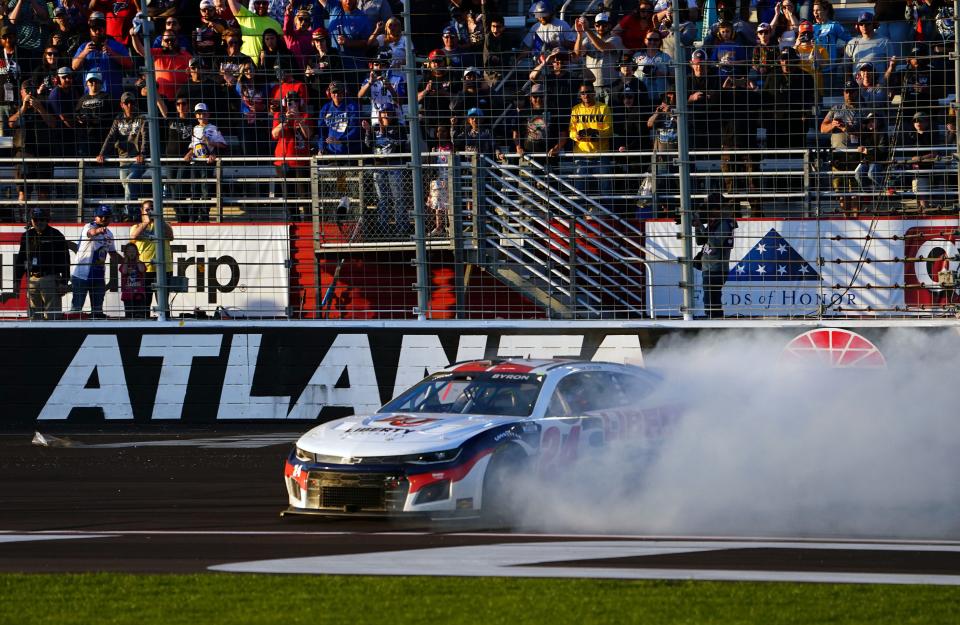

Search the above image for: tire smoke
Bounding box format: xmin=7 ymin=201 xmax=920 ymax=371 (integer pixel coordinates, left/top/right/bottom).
xmin=513 ymin=329 xmax=960 ymax=539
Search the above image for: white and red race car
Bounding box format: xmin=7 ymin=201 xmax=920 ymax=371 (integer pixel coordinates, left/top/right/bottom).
xmin=283 ymin=358 xmax=677 ymax=520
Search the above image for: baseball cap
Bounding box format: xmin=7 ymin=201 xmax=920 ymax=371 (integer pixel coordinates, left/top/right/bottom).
xmin=95 ymin=205 xmax=113 ymax=217
xmin=691 ymin=48 xmax=707 ymax=61
xmin=31 ymin=207 xmax=49 ymax=219
xmin=857 ymin=61 xmax=874 ymax=72
xmin=327 ymin=80 xmax=343 ymax=92
xmin=466 ymin=107 xmax=483 ymax=117
xmin=530 ymin=1 xmax=552 ymax=15
xmin=843 ymin=79 xmax=858 ymax=91
xmin=374 ymin=50 xmax=392 ymax=63
xmin=428 ymin=48 xmax=446 ymax=61
xmin=913 ymin=111 xmax=927 ymax=121
xmin=857 ymin=11 xmax=874 ymax=23
xmin=529 ymin=83 xmax=544 ymax=94
xmin=199 ymin=0 xmax=215 ymax=7
xmin=53 ymin=6 xmax=66 ymax=16
xmin=463 ymin=66 xmax=481 ymax=77
xmin=311 ymin=26 xmax=328 ymax=40
xmin=84 ymin=71 xmax=102 ymax=82
xmin=595 ymin=12 xmax=611 ymax=23
xmin=756 ymin=22 xmax=771 ymax=32
xmin=89 ymin=11 xmax=106 ymax=23
xmin=798 ymin=20 xmax=813 ymax=33
xmin=442 ymin=26 xmax=457 ymax=36
xmin=57 ymin=66 xmax=71 ymax=77
xmin=194 ymin=102 xmax=208 ymax=111
xmin=188 ymin=57 xmax=204 ymax=67
xmin=120 ymin=91 xmax=135 ymax=103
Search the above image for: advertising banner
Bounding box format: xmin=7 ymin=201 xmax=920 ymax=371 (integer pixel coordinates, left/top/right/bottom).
xmin=0 ymin=224 xmax=290 ymax=317
xmin=646 ymin=218 xmax=959 ymax=317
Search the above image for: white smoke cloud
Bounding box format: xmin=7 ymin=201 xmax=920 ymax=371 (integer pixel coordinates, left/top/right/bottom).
xmin=512 ymin=329 xmax=960 ymax=540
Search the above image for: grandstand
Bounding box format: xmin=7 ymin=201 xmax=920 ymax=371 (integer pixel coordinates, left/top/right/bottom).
xmin=0 ymin=0 xmax=957 ymax=320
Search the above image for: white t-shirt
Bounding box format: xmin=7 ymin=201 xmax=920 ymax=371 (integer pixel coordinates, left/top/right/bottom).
xmin=523 ymin=19 xmax=576 ymax=52
xmin=361 ymin=71 xmax=407 ymax=124
xmin=189 ymin=123 xmax=226 ymax=158
xmin=72 ymin=222 xmax=116 ymax=281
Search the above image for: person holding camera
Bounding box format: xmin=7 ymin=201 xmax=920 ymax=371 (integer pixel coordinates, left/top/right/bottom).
xmin=694 ymin=192 xmax=737 ymax=319
xmin=820 ymin=80 xmax=862 ymax=215
xmin=357 ymin=50 xmax=405 ymax=125
xmin=70 ymin=11 xmax=132 ymax=99
xmin=271 ymin=91 xmax=314 ymax=217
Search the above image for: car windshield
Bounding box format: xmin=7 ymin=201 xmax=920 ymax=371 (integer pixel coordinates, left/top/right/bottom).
xmin=379 ymin=372 xmax=544 ymax=417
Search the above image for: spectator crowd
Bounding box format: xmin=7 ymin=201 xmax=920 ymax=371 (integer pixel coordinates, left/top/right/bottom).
xmin=0 ymin=0 xmax=956 ymax=225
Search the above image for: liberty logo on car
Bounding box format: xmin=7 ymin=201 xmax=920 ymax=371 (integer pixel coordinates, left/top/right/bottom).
xmin=376 ymin=416 xmax=439 ymax=428
xmin=902 ymin=227 xmax=957 ymax=309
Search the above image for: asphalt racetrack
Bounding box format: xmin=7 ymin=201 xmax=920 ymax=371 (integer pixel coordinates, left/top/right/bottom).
xmin=3 ymin=429 xmax=960 ymax=585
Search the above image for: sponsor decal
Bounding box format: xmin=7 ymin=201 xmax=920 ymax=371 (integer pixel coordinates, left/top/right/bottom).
xmin=903 ymin=227 xmax=958 ymax=309
xmin=28 ymin=331 xmax=645 ymax=423
xmin=376 ymin=416 xmax=439 ymax=428
xmin=781 ymin=329 xmax=886 ymax=368
xmin=0 ymin=225 xmax=288 ymax=316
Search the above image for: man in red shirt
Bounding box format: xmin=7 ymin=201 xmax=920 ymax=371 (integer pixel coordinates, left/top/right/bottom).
xmin=271 ymin=91 xmax=314 ymax=219
xmin=131 ymin=28 xmax=192 ymax=101
xmin=613 ymin=2 xmax=655 ymax=51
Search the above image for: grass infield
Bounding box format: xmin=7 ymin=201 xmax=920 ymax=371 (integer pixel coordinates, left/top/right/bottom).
xmin=1 ymin=574 xmax=959 ymax=625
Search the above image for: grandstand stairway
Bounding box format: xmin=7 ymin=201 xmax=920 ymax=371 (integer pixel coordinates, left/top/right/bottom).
xmin=474 ymin=155 xmax=657 ymax=318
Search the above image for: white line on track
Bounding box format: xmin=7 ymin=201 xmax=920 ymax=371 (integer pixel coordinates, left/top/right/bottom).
xmin=209 ymin=540 xmax=960 ymax=585
xmin=0 ymin=534 xmax=114 ymax=544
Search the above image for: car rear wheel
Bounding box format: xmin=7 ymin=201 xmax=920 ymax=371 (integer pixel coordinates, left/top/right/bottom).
xmin=480 ymin=444 xmax=528 ymax=526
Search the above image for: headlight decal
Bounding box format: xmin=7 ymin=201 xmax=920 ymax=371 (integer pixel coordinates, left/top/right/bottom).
xmin=407 ymin=447 xmax=494 ymax=494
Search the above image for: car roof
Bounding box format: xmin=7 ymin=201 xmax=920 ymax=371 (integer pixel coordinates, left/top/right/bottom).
xmin=440 ymin=358 xmax=642 ymax=376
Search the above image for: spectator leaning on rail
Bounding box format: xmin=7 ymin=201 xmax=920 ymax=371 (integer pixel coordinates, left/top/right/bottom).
xmin=96 ymin=91 xmax=147 ymax=221
xmin=129 ymin=199 xmax=175 ymax=315
xmin=362 ymin=103 xmax=409 ymax=237
xmin=513 ymin=82 xmax=567 ymax=165
xmin=13 ymin=207 xmax=70 ymax=320
xmin=184 ymin=102 xmax=228 ymax=222
xmin=71 ymin=11 xmax=133 ymax=99
xmin=574 ymin=12 xmax=623 ymax=105
xmin=568 ymin=81 xmax=612 ymax=201
xmin=820 ymin=80 xmax=863 ymax=216
xmin=70 ymin=204 xmax=122 ymax=318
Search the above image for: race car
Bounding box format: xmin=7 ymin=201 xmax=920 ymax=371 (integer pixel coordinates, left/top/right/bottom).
xmin=283 ymin=358 xmax=677 ymax=520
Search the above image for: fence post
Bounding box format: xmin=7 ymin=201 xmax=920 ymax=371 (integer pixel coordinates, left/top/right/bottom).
xmin=75 ymin=159 xmax=85 ymax=223
xmin=214 ymin=158 xmax=223 ymax=222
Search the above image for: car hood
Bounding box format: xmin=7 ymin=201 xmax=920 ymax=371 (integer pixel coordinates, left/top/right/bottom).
xmin=296 ymin=412 xmax=523 ymax=459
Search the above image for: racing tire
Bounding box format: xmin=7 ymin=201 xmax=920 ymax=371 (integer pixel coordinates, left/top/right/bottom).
xmin=480 ymin=444 xmax=528 ymax=527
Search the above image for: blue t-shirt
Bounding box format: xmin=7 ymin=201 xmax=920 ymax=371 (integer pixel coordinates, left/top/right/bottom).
xmin=72 ymin=37 xmax=130 ymax=98
xmin=317 ymin=99 xmax=360 ymax=155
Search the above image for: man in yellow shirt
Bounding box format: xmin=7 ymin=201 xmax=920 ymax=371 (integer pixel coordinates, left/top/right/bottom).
xmin=568 ymin=81 xmax=613 ymax=200
xmin=225 ymin=0 xmax=282 ymax=64
xmin=130 ymin=200 xmax=175 ymax=315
